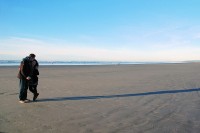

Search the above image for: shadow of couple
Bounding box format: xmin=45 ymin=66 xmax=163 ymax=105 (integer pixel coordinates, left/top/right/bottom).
xmin=36 ymin=88 xmax=200 ymax=102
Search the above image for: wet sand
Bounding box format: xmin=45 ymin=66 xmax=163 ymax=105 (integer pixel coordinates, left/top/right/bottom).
xmin=0 ymin=63 xmax=200 ymax=133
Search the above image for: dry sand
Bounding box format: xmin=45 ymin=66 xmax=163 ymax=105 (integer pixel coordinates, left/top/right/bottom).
xmin=0 ymin=63 xmax=200 ymax=133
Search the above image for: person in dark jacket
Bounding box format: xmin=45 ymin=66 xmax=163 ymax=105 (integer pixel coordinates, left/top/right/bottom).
xmin=29 ymin=55 xmax=39 ymax=101
xmin=18 ymin=54 xmax=35 ymax=103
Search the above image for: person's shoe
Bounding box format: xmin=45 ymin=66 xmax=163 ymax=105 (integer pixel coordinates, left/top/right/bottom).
xmin=24 ymin=99 xmax=31 ymax=102
xmin=19 ymin=100 xmax=25 ymax=103
xmin=33 ymin=93 xmax=39 ymax=101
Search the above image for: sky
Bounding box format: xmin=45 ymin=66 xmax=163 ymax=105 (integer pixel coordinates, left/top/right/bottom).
xmin=0 ymin=0 xmax=200 ymax=61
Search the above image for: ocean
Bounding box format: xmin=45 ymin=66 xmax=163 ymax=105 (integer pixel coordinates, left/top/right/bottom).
xmin=0 ymin=60 xmax=186 ymax=66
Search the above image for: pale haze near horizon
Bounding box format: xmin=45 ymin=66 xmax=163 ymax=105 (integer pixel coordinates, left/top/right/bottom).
xmin=0 ymin=0 xmax=200 ymax=62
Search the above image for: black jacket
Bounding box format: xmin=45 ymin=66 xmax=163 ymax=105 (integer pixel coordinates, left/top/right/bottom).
xmin=29 ymin=59 xmax=39 ymax=85
xmin=17 ymin=57 xmax=31 ymax=79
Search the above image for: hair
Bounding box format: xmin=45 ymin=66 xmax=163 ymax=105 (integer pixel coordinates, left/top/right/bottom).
xmin=29 ymin=53 xmax=36 ymax=58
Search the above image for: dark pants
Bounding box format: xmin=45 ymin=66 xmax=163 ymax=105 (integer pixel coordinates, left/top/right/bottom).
xmin=29 ymin=85 xmax=38 ymax=94
xmin=19 ymin=79 xmax=28 ymax=100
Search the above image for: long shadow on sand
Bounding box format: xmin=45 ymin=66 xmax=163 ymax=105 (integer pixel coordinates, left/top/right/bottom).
xmin=37 ymin=88 xmax=200 ymax=102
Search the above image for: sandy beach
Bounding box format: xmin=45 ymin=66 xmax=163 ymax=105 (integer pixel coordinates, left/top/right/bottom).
xmin=0 ymin=63 xmax=200 ymax=133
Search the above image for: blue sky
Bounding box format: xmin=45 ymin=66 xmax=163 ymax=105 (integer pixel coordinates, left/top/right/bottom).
xmin=1 ymin=0 xmax=200 ymax=61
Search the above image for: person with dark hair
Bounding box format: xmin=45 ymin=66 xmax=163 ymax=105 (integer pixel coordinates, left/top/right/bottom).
xmin=29 ymin=55 xmax=39 ymax=101
xmin=18 ymin=54 xmax=35 ymax=103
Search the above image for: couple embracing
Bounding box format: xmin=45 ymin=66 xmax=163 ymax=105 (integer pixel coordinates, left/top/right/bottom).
xmin=18 ymin=53 xmax=39 ymax=103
